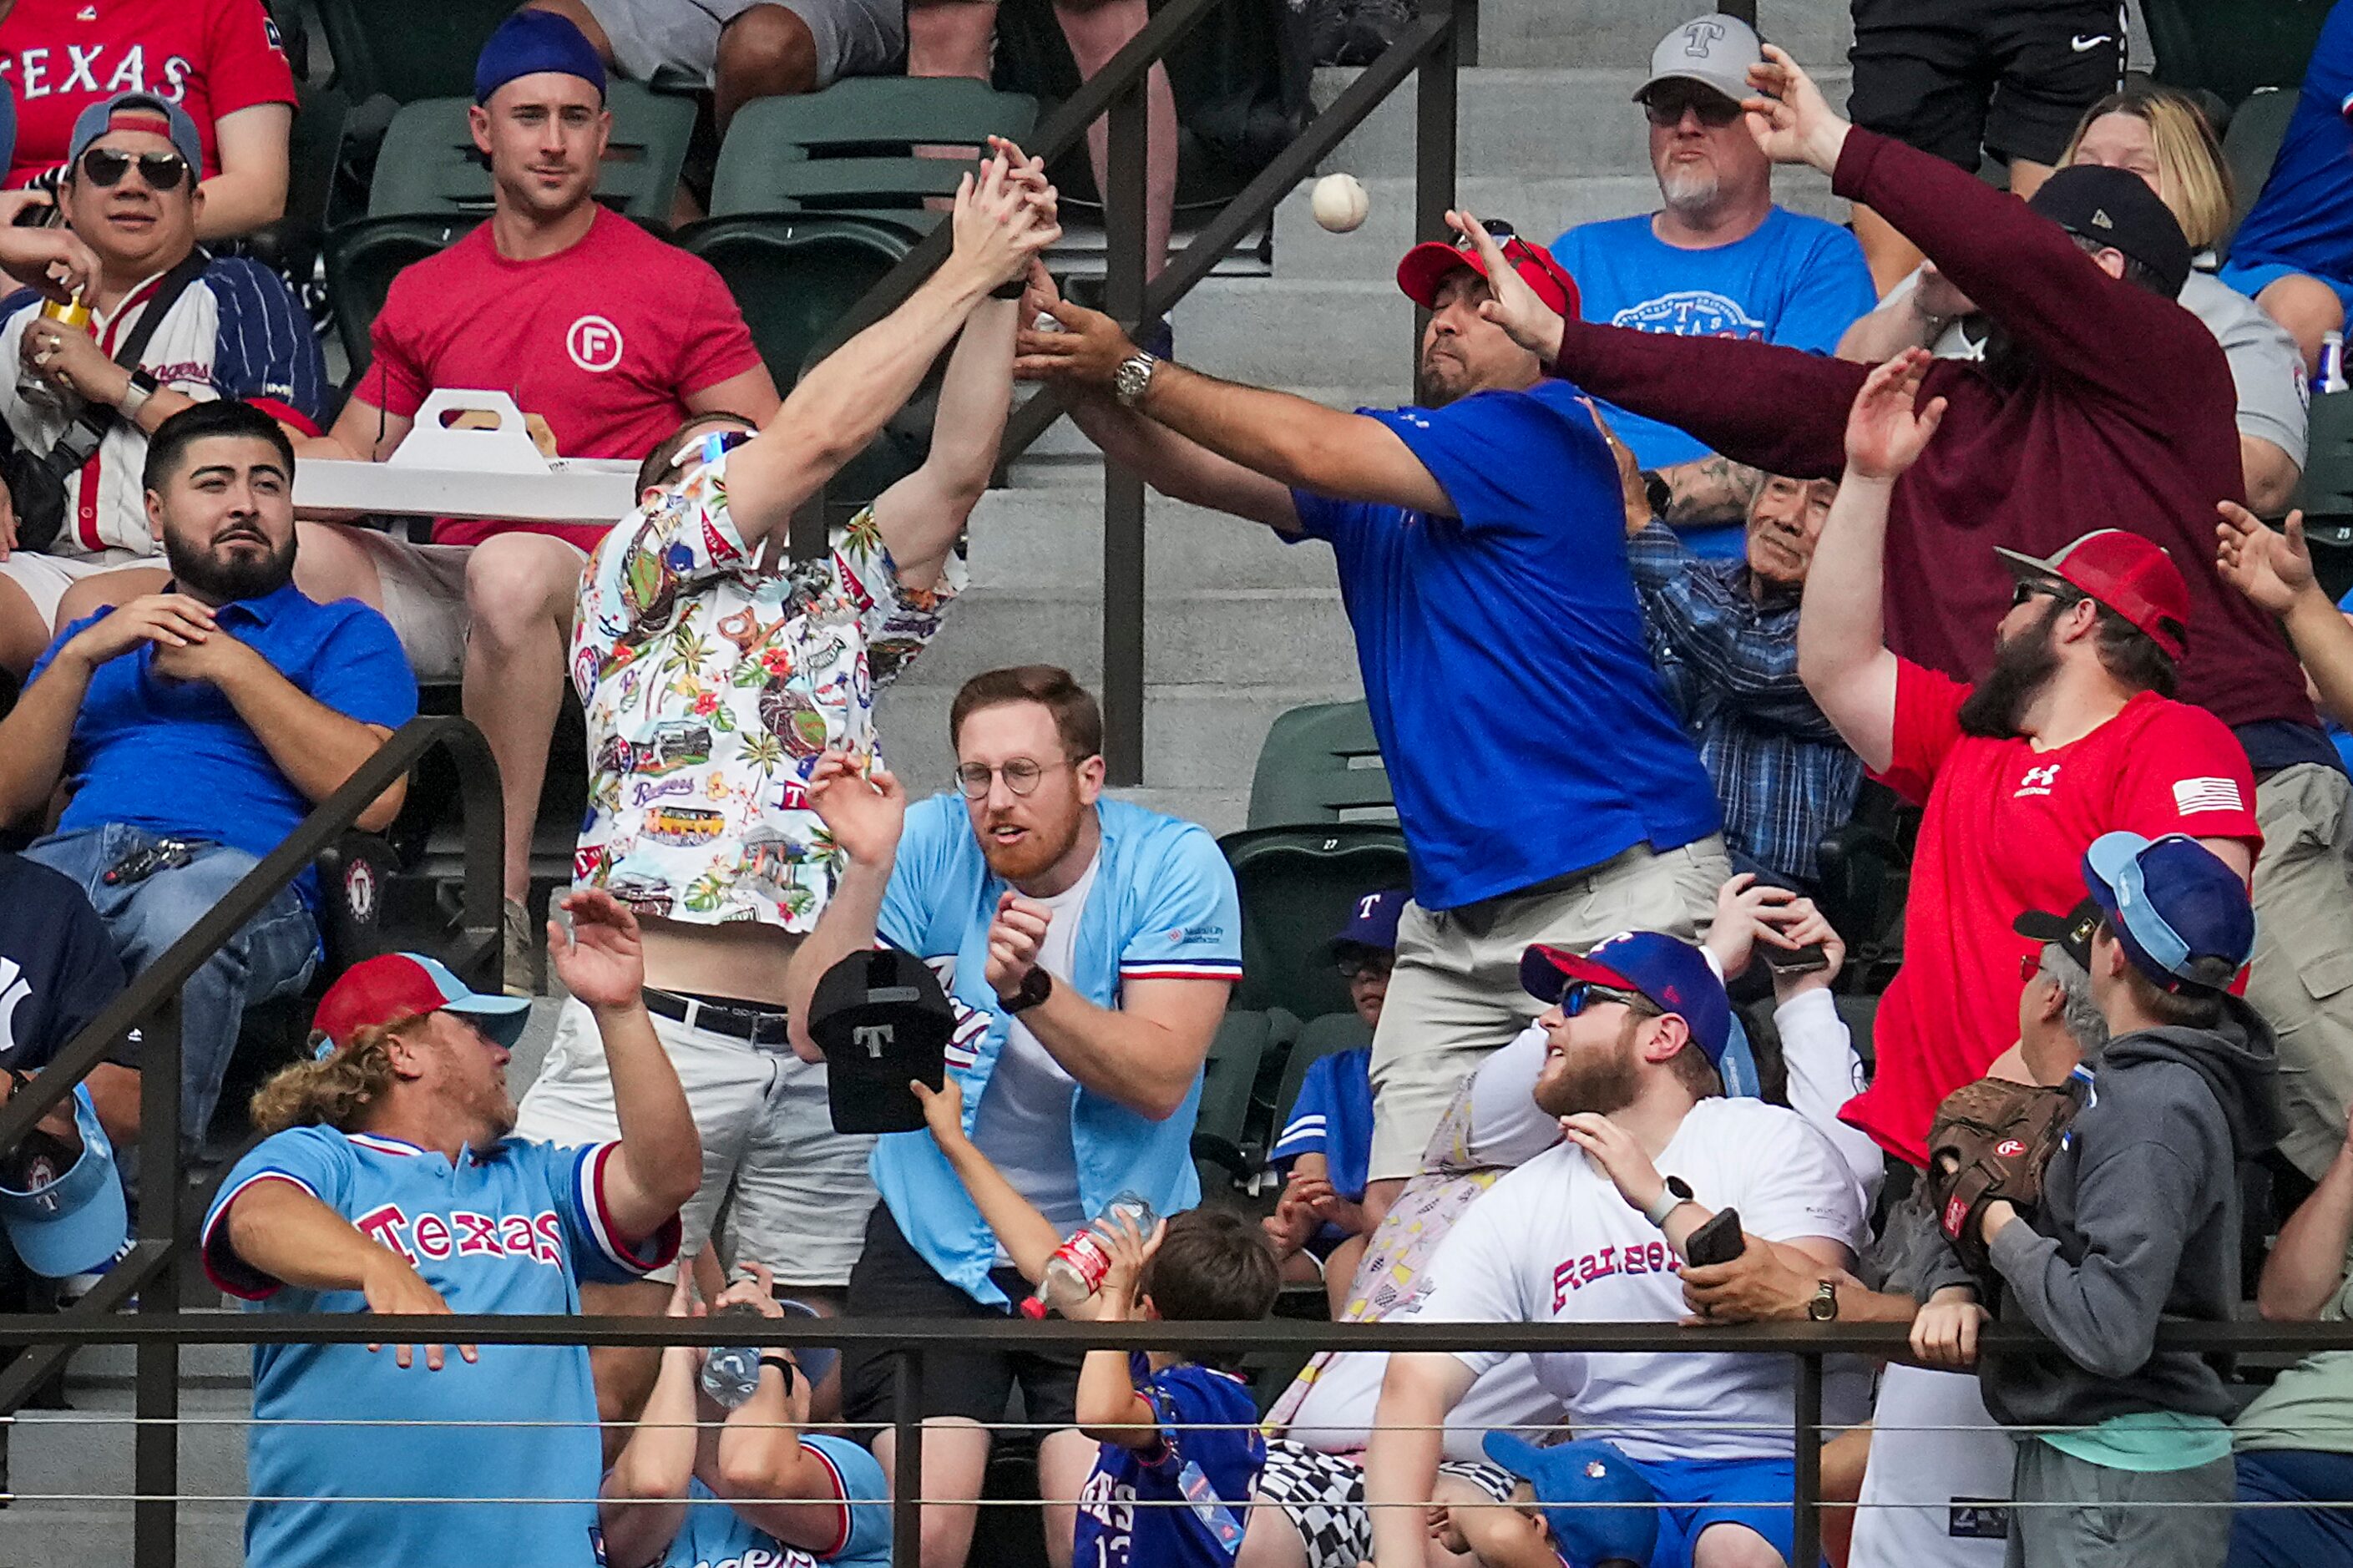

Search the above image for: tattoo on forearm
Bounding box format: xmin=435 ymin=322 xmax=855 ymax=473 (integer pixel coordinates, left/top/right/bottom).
xmin=1661 ymin=455 xmax=1763 ymax=527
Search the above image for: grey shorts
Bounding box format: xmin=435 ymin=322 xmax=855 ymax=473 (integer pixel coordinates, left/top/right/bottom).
xmin=582 ymin=0 xmax=906 ymax=88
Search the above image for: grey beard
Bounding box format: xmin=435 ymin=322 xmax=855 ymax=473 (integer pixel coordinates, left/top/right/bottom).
xmin=1659 ymin=165 xmax=1723 ymax=220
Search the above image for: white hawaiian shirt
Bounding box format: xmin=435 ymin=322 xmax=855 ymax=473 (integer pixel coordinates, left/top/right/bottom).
xmin=569 ymin=453 xmax=962 ymax=930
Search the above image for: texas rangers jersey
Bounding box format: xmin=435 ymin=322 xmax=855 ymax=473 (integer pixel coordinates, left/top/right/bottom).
xmin=203 ymin=1126 xmax=681 ymax=1568
xmin=649 ymin=1441 xmax=890 ymax=1568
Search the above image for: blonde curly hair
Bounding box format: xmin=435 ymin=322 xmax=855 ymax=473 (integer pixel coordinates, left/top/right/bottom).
xmin=250 ymin=1014 xmax=430 ymax=1136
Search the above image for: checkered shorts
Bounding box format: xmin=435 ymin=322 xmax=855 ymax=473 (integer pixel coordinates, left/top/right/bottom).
xmin=1255 ymin=1442 xmax=1518 ymax=1568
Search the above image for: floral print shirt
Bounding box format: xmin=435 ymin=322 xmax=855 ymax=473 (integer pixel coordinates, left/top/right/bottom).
xmin=569 ymin=454 xmax=960 ymax=929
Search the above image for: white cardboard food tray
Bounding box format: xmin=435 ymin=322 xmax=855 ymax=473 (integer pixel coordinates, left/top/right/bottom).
xmin=292 ymin=388 xmax=638 ymax=521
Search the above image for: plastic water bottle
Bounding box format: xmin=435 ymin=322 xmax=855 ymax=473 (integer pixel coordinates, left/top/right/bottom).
xmin=2322 ymin=331 xmax=2349 ymax=396
xmin=699 ymin=1302 xmax=768 ymax=1409
xmin=1020 ymin=1192 xmax=1158 ymax=1319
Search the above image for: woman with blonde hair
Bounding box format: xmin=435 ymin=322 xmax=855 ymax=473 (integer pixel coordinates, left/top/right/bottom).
xmin=1841 ymin=82 xmax=2310 ymax=515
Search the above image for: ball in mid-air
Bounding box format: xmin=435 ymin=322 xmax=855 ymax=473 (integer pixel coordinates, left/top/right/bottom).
xmin=1310 ymin=173 xmax=1369 ymax=233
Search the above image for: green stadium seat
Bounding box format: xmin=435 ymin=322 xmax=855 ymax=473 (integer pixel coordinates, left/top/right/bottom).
xmin=1219 ymin=825 xmax=1409 ymax=1022
xmin=316 ymin=0 xmax=517 ymax=104
xmin=710 ymin=79 xmax=1038 ymax=231
xmin=322 ymin=215 xmax=481 ymax=375
xmin=2143 ymin=0 xmax=2332 ymax=108
xmin=2220 ymin=88 xmax=2300 ymax=256
xmin=364 ymin=83 xmax=696 ymax=224
xmin=1192 ymin=1008 xmax=1289 ymax=1186
xmin=2295 ymin=392 xmax=2353 ymax=601
xmin=1245 ymin=700 xmax=1395 ymax=828
xmin=1269 ymin=1009 xmax=1372 ymax=1147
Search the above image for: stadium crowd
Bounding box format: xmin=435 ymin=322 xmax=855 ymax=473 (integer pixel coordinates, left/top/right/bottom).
xmin=8 ymin=5 xmax=2353 ymax=1568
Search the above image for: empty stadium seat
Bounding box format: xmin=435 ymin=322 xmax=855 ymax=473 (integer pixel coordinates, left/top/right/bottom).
xmin=1192 ymin=1008 xmax=1289 ymax=1186
xmin=2143 ymin=0 xmax=2333 ymax=107
xmin=1219 ymin=824 xmax=1410 ymax=1022
xmin=709 ymin=79 xmax=1038 ymax=231
xmin=1245 ymin=699 xmax=1396 ymax=828
xmin=323 ymin=215 xmax=482 ymax=375
xmin=2219 ymin=88 xmax=2301 ymax=255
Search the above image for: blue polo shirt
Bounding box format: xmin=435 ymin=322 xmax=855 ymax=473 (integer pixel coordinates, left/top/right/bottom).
xmin=1290 ymin=378 xmax=1721 ymax=911
xmin=27 ymin=582 xmax=417 ymax=909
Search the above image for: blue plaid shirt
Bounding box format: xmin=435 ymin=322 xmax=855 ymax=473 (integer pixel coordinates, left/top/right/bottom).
xmin=1628 ymin=522 xmax=1862 ymax=884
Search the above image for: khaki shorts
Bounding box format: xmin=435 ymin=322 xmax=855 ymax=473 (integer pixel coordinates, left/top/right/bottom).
xmin=0 ymin=547 xmax=153 ymax=625
xmin=2244 ymin=762 xmax=2353 ymax=1178
xmin=1364 ymin=836 xmax=1728 ymax=1182
xmin=514 ymin=994 xmax=878 ymax=1286
xmin=330 ymin=528 xmax=477 ymax=682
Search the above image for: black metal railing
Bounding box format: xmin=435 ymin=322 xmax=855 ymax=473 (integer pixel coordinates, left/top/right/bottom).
xmin=3 ymin=1309 xmax=2345 ymax=1568
xmin=0 ymin=713 xmax=503 ymax=1565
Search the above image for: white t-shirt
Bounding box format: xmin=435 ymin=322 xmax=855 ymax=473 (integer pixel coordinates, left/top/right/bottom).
xmin=1849 ymin=1363 xmax=2011 ymax=1568
xmin=1284 ymin=1326 xmax=1567 ymax=1464
xmin=969 ymin=855 xmax=1100 ymax=1238
xmin=1413 ymin=1096 xmax=1869 ymax=1462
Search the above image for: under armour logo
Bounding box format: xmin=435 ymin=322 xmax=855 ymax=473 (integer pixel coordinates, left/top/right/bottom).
xmin=1682 ymin=18 xmax=1726 ymax=55
xmin=2016 ymin=764 xmax=2062 ymax=797
xmin=2091 ymin=208 xmax=2113 ymax=230
xmin=853 ymin=1023 xmax=893 ymax=1059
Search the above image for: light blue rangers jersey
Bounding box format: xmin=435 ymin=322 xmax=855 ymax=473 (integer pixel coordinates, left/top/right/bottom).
xmin=203 ymin=1127 xmax=681 ymax=1568
xmin=645 ymin=1440 xmax=891 ymax=1568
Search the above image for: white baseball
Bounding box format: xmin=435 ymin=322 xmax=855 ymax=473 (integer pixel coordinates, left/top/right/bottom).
xmin=1310 ymin=173 xmax=1369 ymax=234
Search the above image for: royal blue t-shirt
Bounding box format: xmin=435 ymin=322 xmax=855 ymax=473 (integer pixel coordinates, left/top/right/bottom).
xmin=1072 ymin=1358 xmax=1263 ymax=1568
xmin=651 ymin=1444 xmax=891 ymax=1568
xmin=2226 ymin=3 xmax=2353 ymax=286
xmin=1269 ymin=1046 xmax=1373 ymax=1205
xmin=1289 ymin=379 xmax=1721 ymax=910
xmin=26 ymin=581 xmax=418 ymax=909
xmin=1551 ymin=206 xmax=1874 ymax=557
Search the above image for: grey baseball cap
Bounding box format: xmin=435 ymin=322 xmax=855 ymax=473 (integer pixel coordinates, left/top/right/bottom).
xmin=1636 ymin=13 xmax=1763 ymax=105
xmin=68 ymin=91 xmax=203 ymax=178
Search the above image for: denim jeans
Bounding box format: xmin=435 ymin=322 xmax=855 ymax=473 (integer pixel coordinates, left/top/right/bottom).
xmin=28 ymin=825 xmax=319 ymax=1149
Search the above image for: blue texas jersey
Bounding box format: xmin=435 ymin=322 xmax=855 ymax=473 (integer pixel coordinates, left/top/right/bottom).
xmin=650 ymin=1439 xmax=892 ymax=1568
xmin=203 ymin=1127 xmax=681 ymax=1568
xmin=1073 ymin=1359 xmax=1265 ymax=1568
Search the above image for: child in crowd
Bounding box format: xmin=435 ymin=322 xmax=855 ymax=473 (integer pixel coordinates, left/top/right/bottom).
xmin=1263 ymin=889 xmax=1404 ymax=1314
xmin=600 ymin=1260 xmax=889 ymax=1568
xmin=915 ymin=1075 xmax=1281 ymax=1568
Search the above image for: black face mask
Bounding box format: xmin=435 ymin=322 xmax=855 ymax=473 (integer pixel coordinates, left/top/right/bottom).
xmin=163 ymin=522 xmax=297 ymax=603
xmin=1957 ymin=595 xmax=2067 ymax=737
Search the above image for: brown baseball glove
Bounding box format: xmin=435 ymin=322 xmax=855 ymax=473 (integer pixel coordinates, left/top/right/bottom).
xmin=1923 ymin=1077 xmax=2081 ymax=1275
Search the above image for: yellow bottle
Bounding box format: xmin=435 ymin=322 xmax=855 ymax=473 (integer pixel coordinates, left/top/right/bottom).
xmin=38 ymin=291 xmax=89 ymax=331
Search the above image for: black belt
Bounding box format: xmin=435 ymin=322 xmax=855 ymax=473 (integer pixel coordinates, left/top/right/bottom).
xmin=642 ymin=987 xmax=792 ymax=1049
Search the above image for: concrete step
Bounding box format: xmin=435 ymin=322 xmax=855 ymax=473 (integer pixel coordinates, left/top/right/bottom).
xmin=1103 ymin=785 xmax=1252 ymax=837
xmin=963 ymin=478 xmax=1351 ymax=593
xmin=1466 ymin=0 xmax=1853 ymax=67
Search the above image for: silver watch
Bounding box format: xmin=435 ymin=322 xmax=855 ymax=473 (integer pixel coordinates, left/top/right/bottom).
xmin=1111 ymin=351 xmax=1159 ymax=408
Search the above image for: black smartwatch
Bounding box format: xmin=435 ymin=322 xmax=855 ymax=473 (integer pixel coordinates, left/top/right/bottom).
xmin=759 ymin=1352 xmax=798 ymax=1393
xmin=999 ymin=966 xmax=1053 ymax=1015
xmin=1639 ymin=468 xmax=1672 ymax=521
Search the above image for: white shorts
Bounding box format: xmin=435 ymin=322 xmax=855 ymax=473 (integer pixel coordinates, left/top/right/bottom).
xmin=514 ymin=994 xmax=878 ymax=1286
xmin=0 ymin=547 xmax=154 ymax=625
xmin=1849 ymin=1363 xmax=2012 ymax=1568
xmin=581 ymin=0 xmax=906 ymax=88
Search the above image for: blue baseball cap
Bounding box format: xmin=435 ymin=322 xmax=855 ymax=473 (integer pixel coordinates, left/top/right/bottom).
xmin=312 ymin=952 xmax=532 ymax=1059
xmin=2080 ymin=831 xmax=2254 ymax=994
xmin=68 ymin=91 xmax=202 ymax=178
xmin=1520 ymin=930 xmax=1732 ymax=1065
xmin=1333 ymin=888 xmax=1409 ymax=953
xmin=1481 ymin=1433 xmax=1658 ymax=1567
xmin=475 ymin=9 xmax=607 ymax=105
xmin=0 ymin=1084 xmax=129 ymax=1278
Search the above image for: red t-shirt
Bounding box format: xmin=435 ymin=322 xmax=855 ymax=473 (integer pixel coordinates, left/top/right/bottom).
xmin=0 ymin=0 xmax=296 ymax=185
xmin=360 ymin=207 xmax=766 ymax=547
xmin=1850 ymin=660 xmax=2264 ymax=1167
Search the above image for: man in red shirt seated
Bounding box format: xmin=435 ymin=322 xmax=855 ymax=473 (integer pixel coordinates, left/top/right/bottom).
xmin=295 ymin=10 xmax=780 ymax=992
xmin=1797 ymin=349 xmax=2261 ymax=1170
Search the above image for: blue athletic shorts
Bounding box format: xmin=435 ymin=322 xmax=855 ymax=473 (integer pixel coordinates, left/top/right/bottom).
xmin=1619 ymin=1454 xmax=1804 ymax=1568
xmin=2232 ymin=1449 xmax=2353 ymax=1568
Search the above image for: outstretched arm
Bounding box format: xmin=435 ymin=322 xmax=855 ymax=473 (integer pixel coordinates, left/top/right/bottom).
xmin=2255 ymin=1106 xmax=2353 ymax=1323
xmin=782 ymin=751 xmax=903 ymax=1064
xmin=2218 ymin=503 xmax=2353 ymax=729
xmin=1798 ymin=352 xmax=1946 ymax=771
xmin=913 ymin=1076 xmax=1066 ymax=1282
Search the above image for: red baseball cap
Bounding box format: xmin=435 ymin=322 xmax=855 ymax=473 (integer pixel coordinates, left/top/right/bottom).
xmin=311 ymin=953 xmax=532 ymax=1058
xmin=1396 ymin=222 xmax=1581 ymax=320
xmin=1993 ymin=529 xmax=2191 ymax=661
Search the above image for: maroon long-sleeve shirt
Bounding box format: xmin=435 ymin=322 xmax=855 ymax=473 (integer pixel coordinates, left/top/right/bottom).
xmin=1551 ymin=127 xmax=2315 ymax=735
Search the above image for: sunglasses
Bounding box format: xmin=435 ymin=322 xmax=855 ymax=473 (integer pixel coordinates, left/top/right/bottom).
xmin=78 ymin=146 xmax=192 ymax=190
xmin=1336 ymin=952 xmax=1394 ymax=982
xmin=2010 ymin=577 xmax=2086 ymax=609
xmin=1642 ymin=84 xmax=1744 ymax=128
xmin=667 ymin=427 xmax=754 ymax=474
xmin=1559 ymin=980 xmax=1657 ymax=1017
xmin=2019 ymin=952 xmax=2047 ymax=984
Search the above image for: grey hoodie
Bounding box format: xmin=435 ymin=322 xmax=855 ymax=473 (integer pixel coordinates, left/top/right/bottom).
xmin=1924 ymin=995 xmax=2283 ymax=1431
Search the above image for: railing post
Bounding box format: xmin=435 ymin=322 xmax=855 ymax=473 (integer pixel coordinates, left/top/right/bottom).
xmin=1793 ymin=1348 xmax=1822 ymax=1568
xmin=1101 ymin=73 xmax=1151 ymax=787
xmin=891 ymin=1346 xmax=924 ymax=1568
xmin=134 ymin=996 xmax=182 ymax=1568
xmin=1412 ymin=0 xmax=1460 ymax=402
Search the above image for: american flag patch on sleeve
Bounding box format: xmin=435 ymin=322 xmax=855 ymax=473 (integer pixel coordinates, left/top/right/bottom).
xmin=2172 ymin=776 xmax=2246 ymax=815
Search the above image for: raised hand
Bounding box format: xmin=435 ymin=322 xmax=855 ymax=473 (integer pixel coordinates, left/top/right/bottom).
xmin=807 ymin=746 xmax=906 ymax=866
xmin=982 ymin=890 xmax=1052 ymax=997
xmin=1443 ymin=207 xmax=1566 ymax=362
xmin=2216 ymin=502 xmax=2320 ymax=617
xmin=1560 ymin=1112 xmax=1667 ymax=1217
xmin=949 ymin=150 xmax=1063 ymax=294
xmin=1012 ymin=295 xmax=1138 ymax=388
xmin=1844 ymin=348 xmax=1948 ymax=482
xmin=911 ymin=1074 xmax=969 ymax=1150
xmin=548 ymin=888 xmax=646 ymax=1011
xmin=1742 ymin=43 xmax=1850 ymax=172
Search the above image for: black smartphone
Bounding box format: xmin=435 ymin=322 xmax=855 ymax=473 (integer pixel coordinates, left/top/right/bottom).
xmin=1683 ymin=1206 xmax=1745 ymax=1267
xmin=1759 ymin=940 xmax=1830 ymax=974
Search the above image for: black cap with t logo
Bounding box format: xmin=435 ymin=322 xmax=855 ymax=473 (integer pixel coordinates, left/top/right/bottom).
xmin=809 ymin=948 xmax=956 ymax=1134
